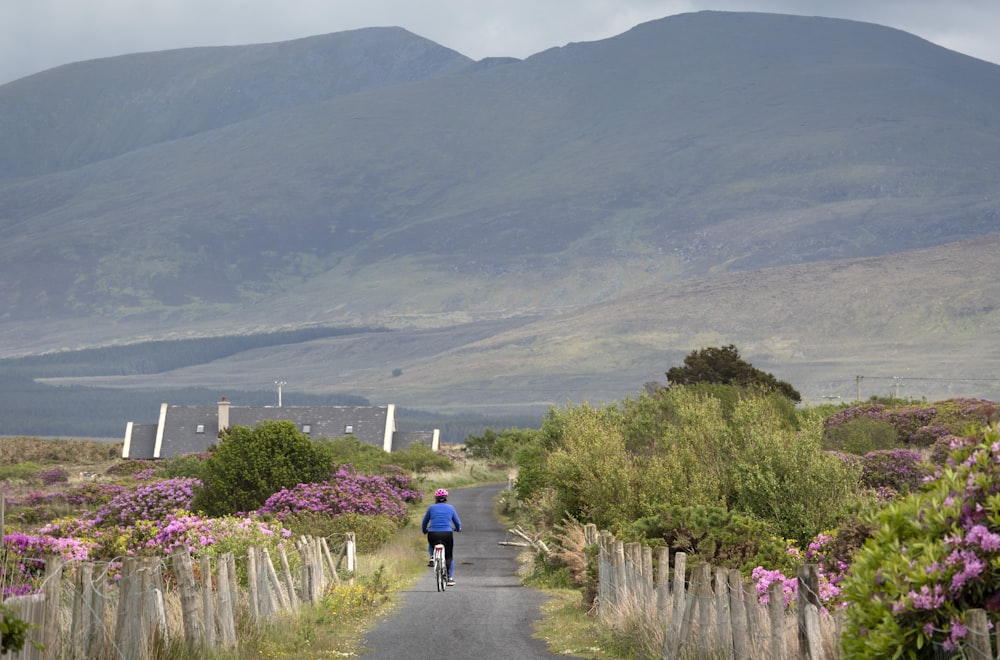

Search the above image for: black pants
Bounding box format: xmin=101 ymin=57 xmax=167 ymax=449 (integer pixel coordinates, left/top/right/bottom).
xmin=426 ymin=531 xmax=454 ymax=564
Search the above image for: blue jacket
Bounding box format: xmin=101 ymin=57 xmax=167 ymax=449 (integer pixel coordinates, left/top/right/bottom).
xmin=422 ymin=502 xmax=461 ymax=533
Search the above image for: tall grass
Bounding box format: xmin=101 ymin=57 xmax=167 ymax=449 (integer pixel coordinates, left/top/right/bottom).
xmin=213 ymin=525 xmax=430 ymax=658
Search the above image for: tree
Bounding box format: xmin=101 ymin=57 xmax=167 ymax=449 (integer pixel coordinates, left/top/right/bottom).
xmin=192 ymin=420 xmax=334 ymax=516
xmin=666 ymin=344 xmax=801 ymax=402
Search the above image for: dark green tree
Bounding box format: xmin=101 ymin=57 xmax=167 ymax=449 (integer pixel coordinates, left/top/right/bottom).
xmin=464 ymin=427 xmax=538 ymax=462
xmin=666 ymin=344 xmax=801 ymax=402
xmin=192 ymin=420 xmax=334 ymax=516
xmin=464 ymin=428 xmax=500 ymax=458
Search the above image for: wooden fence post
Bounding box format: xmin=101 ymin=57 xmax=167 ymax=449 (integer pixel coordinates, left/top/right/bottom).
xmin=113 ymin=557 xmax=137 ymax=657
xmin=200 ymin=554 xmax=217 ymax=648
xmin=743 ymin=575 xmax=762 ymax=651
xmin=247 ymin=546 xmax=260 ymax=620
xmin=226 ymin=550 xmax=240 ymax=620
xmin=42 ymin=556 xmax=63 ymax=657
xmin=278 ymin=545 xmax=300 ymax=608
xmin=656 ymin=546 xmax=670 ymax=625
xmin=797 ymin=564 xmax=820 ymax=660
xmin=320 ymin=537 xmax=340 ymax=588
xmin=597 ymin=532 xmax=611 ymax=619
xmin=729 ymin=569 xmax=750 ymax=660
xmin=613 ymin=541 xmax=626 ymax=610
xmin=715 ymin=568 xmax=732 ymax=654
xmin=768 ymin=580 xmax=786 ymax=660
xmin=172 ymin=547 xmax=204 ymax=647
xmin=297 ymin=541 xmax=312 ymax=604
xmin=256 ymin=546 xmax=276 ymax=618
xmin=663 ymin=551 xmax=687 ymax=659
xmin=696 ymin=564 xmax=713 ymax=650
xmin=642 ymin=546 xmax=654 ymax=619
xmin=803 ymin=603 xmax=823 ymax=660
xmin=139 ymin=556 xmax=166 ymax=657
xmin=71 ymin=563 xmax=91 ymax=659
xmin=89 ymin=563 xmax=109 ymax=657
xmin=624 ymin=542 xmax=641 ymax=607
xmin=965 ymin=609 xmax=992 ymax=660
xmin=345 ymin=532 xmax=357 ymax=579
xmin=216 ymin=553 xmax=237 ymax=648
xmin=262 ymin=548 xmax=290 ymax=611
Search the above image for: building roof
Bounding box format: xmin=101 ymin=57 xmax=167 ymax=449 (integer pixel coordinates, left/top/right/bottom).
xmin=122 ymin=399 xmax=438 ymax=459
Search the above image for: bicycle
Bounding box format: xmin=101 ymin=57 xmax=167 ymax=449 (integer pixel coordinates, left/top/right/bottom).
xmin=433 ymin=543 xmax=448 ymax=592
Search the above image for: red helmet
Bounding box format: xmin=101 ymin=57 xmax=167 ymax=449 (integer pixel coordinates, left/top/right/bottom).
xmin=435 ymin=488 xmax=449 ymax=498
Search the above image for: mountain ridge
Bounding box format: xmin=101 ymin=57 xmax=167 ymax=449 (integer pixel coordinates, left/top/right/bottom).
xmin=2 ymin=11 xmax=999 ymax=417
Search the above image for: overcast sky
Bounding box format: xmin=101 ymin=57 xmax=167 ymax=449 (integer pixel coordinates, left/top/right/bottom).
xmin=3 ymin=1 xmax=1000 ymax=86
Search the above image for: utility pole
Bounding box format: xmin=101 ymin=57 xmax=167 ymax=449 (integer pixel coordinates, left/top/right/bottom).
xmin=274 ymin=380 xmax=287 ymax=407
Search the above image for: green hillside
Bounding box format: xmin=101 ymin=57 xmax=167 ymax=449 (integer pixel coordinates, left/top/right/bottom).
xmin=1 ymin=11 xmax=999 ymax=434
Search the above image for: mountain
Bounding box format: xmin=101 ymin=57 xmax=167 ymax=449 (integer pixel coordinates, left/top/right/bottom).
xmin=2 ymin=11 xmax=1000 ymax=421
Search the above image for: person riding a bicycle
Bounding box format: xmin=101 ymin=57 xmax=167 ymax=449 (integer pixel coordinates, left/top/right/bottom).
xmin=422 ymin=488 xmax=461 ymax=586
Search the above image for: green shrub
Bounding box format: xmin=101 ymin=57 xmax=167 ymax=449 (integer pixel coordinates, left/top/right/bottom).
xmin=512 ymin=442 xmax=550 ymax=503
xmin=105 ymin=459 xmax=157 ymax=477
xmin=316 ymin=436 xmax=389 ymax=474
xmin=464 ymin=428 xmax=500 ymax=459
xmin=822 ymin=417 xmax=899 ymax=454
xmin=840 ymin=429 xmax=1000 ymax=657
xmin=157 ymin=453 xmax=208 ymax=480
xmin=280 ymin=512 xmax=399 ymax=553
xmin=725 ymin=397 xmax=863 ymax=542
xmin=515 ymin=387 xmax=862 ymax=542
xmin=192 ymin=421 xmax=334 ymax=516
xmin=465 ymin=427 xmax=539 ymax=463
xmin=388 ymin=443 xmax=453 ymax=473
xmin=624 ymin=504 xmax=794 ymax=574
xmin=0 ymin=461 xmax=41 ymax=482
xmin=0 ymin=605 xmax=30 ymax=655
xmin=858 ymin=448 xmax=931 ymax=494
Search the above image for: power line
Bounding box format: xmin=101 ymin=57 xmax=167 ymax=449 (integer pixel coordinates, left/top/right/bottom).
xmin=858 ymin=376 xmax=1000 ymax=382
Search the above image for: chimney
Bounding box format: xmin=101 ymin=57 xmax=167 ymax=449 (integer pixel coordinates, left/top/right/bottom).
xmin=218 ymin=396 xmax=230 ymax=432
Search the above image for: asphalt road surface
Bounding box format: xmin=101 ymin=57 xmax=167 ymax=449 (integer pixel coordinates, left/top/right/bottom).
xmin=359 ymin=482 xmax=557 ymax=658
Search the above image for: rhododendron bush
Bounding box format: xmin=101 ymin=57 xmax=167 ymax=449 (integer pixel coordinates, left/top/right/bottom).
xmin=258 ymin=465 xmax=422 ymax=524
xmin=823 ymin=398 xmax=1000 ymax=450
xmin=839 ymin=429 xmax=1000 ymax=657
xmin=2 ymin=456 xmax=424 ymax=596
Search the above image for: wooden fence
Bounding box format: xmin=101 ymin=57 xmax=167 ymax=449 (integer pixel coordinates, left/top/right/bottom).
xmin=585 ymin=524 xmax=1000 ymax=660
xmin=1 ymin=533 xmax=355 ymax=659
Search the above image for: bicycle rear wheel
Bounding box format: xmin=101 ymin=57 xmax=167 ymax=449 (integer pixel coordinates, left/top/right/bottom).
xmin=436 ymin=560 xmax=447 ymax=591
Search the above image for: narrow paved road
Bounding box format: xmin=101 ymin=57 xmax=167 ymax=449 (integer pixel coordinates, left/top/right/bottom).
xmin=359 ymin=483 xmax=558 ymax=658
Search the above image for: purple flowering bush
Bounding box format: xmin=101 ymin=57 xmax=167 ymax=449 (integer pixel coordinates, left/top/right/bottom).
xmin=94 ymin=477 xmax=201 ymax=527
xmin=751 ymin=534 xmax=846 ymax=611
xmin=840 ymin=428 xmax=1000 ymax=656
xmin=64 ymin=482 xmax=128 ymax=508
xmin=824 ymin=399 xmax=998 ymax=452
xmin=1 ymin=532 xmax=95 ymax=596
xmin=258 ymin=465 xmax=421 ymax=525
xmin=39 ymin=467 xmax=69 ymax=485
xmin=151 ymin=512 xmax=290 ymax=557
xmin=857 ymin=448 xmax=931 ymax=494
xmin=35 ymin=477 xmax=201 ymax=560
xmin=1 ymin=490 xmax=71 ymax=525
xmin=927 ymin=434 xmax=975 ymax=467
xmin=151 ymin=511 xmax=292 ymax=584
